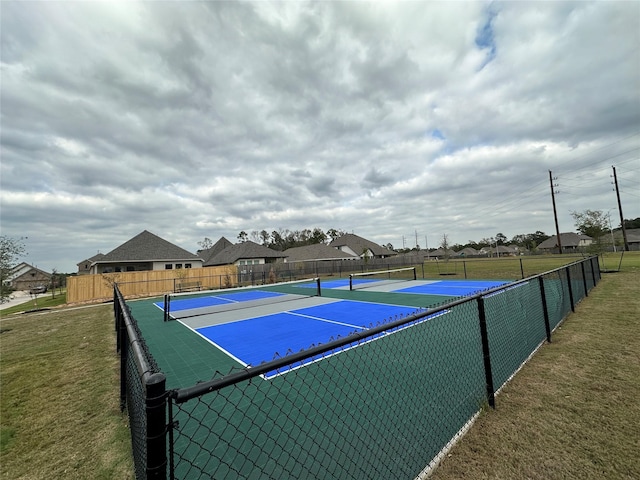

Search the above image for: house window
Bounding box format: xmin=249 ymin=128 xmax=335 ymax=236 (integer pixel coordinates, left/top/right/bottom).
xmin=115 ymin=267 xmax=122 ymax=272
xmin=126 ymin=266 xmax=135 ymax=272
xmin=176 ymin=264 xmax=183 ymax=269
xmin=185 ymin=264 xmax=192 ymax=268
xmin=165 ymin=264 xmax=173 ymax=270
xmin=239 ymin=260 xmax=246 ymax=265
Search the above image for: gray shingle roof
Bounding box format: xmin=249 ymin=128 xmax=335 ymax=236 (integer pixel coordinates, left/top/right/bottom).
xmin=204 ymin=241 xmax=286 ymax=266
xmin=538 ymin=232 xmax=592 ymax=249
xmin=99 ymin=230 xmax=201 ymax=262
xmin=328 ymin=233 xmax=396 ymax=257
xmin=283 ymin=244 xmax=359 ymax=262
xmin=198 ymin=237 xmax=233 ymax=264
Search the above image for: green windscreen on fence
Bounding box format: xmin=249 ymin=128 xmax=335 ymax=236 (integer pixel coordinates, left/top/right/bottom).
xmin=116 ymin=256 xmax=600 ymax=480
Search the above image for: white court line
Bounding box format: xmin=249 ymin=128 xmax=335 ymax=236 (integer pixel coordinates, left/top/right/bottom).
xmin=285 ymin=311 xmax=365 ymax=330
xmin=178 ymin=318 xmax=250 ymax=368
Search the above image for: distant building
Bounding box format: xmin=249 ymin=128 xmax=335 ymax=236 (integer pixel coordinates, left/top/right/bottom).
xmin=283 ymin=244 xmax=359 ymax=263
xmin=537 ymin=233 xmax=593 ymax=253
xmin=329 ymin=233 xmax=397 ymax=259
xmin=81 ymin=230 xmax=203 ymax=274
xmin=77 ymin=253 xmax=105 ymax=275
xmin=5 ymin=263 xmax=51 ymax=292
xmin=203 ymin=241 xmax=287 ymax=267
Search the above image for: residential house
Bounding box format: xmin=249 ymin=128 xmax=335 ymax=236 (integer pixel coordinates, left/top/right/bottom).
xmin=203 ymin=241 xmax=287 ymax=268
xmin=83 ymin=230 xmax=203 ymax=274
xmin=5 ymin=263 xmax=51 ymax=292
xmin=479 ymin=245 xmax=519 ymax=257
xmin=197 ymin=237 xmax=233 ymax=264
xmin=329 ymin=233 xmax=396 ymax=260
xmin=77 ymin=253 xmax=105 ymax=275
xmin=613 ymin=228 xmax=640 ymax=251
xmin=455 ymin=247 xmax=480 ymax=257
xmin=283 ymin=244 xmax=359 ymax=263
xmin=537 ymin=233 xmax=593 ymax=253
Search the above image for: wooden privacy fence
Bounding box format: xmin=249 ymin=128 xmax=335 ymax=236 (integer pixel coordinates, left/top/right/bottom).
xmin=67 ymin=266 xmax=234 ymax=304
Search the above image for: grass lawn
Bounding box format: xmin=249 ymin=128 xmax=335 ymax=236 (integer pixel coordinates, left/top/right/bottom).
xmin=0 ymin=253 xmax=637 ymax=479
xmin=0 ymin=304 xmax=134 ymax=479
xmin=432 ymin=252 xmax=640 ymax=479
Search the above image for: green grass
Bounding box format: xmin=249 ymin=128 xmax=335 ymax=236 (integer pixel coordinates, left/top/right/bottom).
xmin=0 ymin=304 xmax=134 ymax=479
xmin=1 ymin=290 xmax=68 ymax=316
xmin=431 ymin=252 xmax=640 ymax=479
xmin=421 ymin=253 xmax=618 ymax=280
xmin=0 ymin=253 xmax=637 ymax=479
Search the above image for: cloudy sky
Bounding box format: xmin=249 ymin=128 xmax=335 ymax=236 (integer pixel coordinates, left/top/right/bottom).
xmin=1 ymin=1 xmax=639 ymax=273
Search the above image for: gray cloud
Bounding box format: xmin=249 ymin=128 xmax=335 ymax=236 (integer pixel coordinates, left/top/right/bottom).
xmin=1 ymin=1 xmax=638 ymax=271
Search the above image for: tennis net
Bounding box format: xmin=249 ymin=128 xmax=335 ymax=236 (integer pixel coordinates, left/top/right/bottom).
xmin=349 ymin=267 xmax=417 ymax=291
xmin=163 ymin=277 xmax=321 ymax=321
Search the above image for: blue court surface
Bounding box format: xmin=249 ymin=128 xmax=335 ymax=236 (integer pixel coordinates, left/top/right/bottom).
xmin=194 ymin=300 xmax=422 ymax=378
xmin=155 ymin=290 xmax=283 ymax=312
xmin=395 ymin=280 xmax=507 ymax=296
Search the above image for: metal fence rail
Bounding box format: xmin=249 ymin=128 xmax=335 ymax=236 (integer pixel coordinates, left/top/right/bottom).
xmin=114 ymin=256 xmax=600 ymax=479
xmin=114 ymin=287 xmax=167 ymax=479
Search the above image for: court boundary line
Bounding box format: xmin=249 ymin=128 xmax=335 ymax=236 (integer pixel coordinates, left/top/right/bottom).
xmin=178 ymin=318 xmax=251 ymax=369
xmin=285 ymin=311 xmax=366 ymax=331
xmin=264 ymin=308 xmax=447 ymax=380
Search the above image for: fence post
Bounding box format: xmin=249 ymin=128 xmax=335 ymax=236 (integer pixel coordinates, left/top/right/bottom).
xmin=477 ymin=296 xmax=495 ymax=408
xmin=580 ymin=261 xmax=588 ymax=297
xmin=119 ymin=313 xmax=128 ymax=412
xmin=463 ymin=261 xmax=467 ymax=279
xmin=520 ymin=258 xmax=525 ymax=279
xmin=565 ymin=266 xmax=575 ymax=312
xmin=538 ymin=276 xmax=552 ymax=343
xmin=146 ymin=372 xmax=168 ymax=479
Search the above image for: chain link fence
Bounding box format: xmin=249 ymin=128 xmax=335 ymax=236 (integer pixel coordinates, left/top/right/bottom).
xmin=115 ymin=256 xmax=600 ymax=479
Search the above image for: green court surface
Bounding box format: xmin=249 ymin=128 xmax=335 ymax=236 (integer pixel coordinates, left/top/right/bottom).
xmin=126 ymin=277 xmax=511 ymax=479
xmin=127 ymin=278 xmax=461 ymax=390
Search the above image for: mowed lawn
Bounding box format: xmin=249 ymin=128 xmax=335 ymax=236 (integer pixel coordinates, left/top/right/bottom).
xmin=1 ymin=253 xmax=638 ymax=479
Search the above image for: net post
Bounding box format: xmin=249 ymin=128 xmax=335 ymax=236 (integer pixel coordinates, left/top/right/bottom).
xmin=163 ymin=294 xmax=171 ymax=322
xmin=349 ymin=274 xmax=354 ymax=291
xmin=316 ymin=277 xmax=321 ymax=297
xmin=412 ymin=266 xmax=417 ymax=281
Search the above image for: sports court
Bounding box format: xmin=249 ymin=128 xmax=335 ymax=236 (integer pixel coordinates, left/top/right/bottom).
xmin=132 ymin=269 xmax=508 ymax=385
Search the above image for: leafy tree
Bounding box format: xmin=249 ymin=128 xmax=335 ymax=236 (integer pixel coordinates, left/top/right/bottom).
xmin=197 ymin=237 xmax=213 ymax=250
xmin=623 ymin=217 xmax=640 ymax=229
xmin=237 ymin=231 xmax=248 ymax=243
xmin=259 ymin=230 xmax=270 ymax=245
xmin=495 ymin=233 xmax=507 ymax=245
xmin=571 ymin=210 xmax=608 ymax=239
xmin=440 ymin=233 xmax=451 ymax=260
xmin=571 ymin=209 xmax=609 ymax=254
xmin=326 ymin=228 xmax=345 ymax=242
xmin=1 ymin=236 xmax=26 ymax=303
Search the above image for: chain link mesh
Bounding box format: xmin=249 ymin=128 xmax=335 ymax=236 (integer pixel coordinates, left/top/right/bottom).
xmin=115 ymin=257 xmax=600 ymax=479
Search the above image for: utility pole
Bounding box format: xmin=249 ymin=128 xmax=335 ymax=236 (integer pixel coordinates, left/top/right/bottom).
xmin=415 ymin=230 xmax=419 ymax=249
xmin=612 ymin=166 xmax=630 ymax=251
xmin=549 ymin=170 xmax=563 ymax=254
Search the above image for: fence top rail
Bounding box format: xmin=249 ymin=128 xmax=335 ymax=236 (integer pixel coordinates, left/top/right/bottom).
xmin=115 ymin=286 xmax=158 ymax=379
xmin=168 ymin=256 xmax=597 ymax=403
